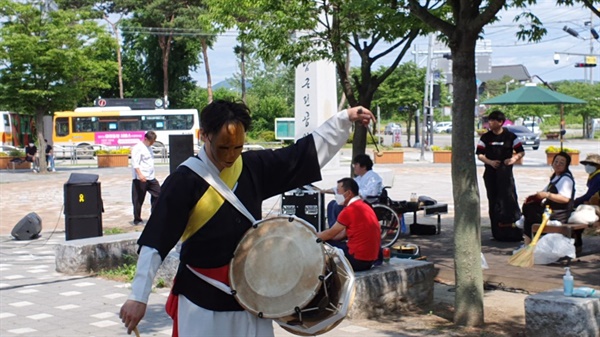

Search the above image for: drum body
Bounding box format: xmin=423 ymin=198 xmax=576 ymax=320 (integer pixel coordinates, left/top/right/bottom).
xmin=229 ymin=216 xmax=355 ymax=336
xmin=276 ymin=243 xmax=356 ymax=336
xmin=229 ymin=216 xmax=326 ymax=318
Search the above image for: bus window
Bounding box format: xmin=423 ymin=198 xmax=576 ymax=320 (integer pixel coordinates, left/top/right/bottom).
xmin=119 ymin=117 xmax=141 ymax=131
xmin=55 ymin=117 xmax=69 ymax=136
xmin=142 ymin=115 xmax=165 ymax=130
xmin=75 ymin=117 xmax=98 ymax=132
xmin=166 ymin=115 xmax=193 ymax=130
xmin=3 ymin=113 xmax=9 ymax=127
xmin=98 ymin=118 xmax=117 ymax=131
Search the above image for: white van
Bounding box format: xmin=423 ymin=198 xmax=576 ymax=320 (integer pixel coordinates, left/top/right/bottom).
xmin=434 ymin=122 xmax=452 ymax=133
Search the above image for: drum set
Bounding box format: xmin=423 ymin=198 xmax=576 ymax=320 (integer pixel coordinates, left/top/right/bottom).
xmin=229 ymin=216 xmax=356 ymax=336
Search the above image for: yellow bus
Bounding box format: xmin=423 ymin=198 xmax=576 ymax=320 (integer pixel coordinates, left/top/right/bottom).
xmin=52 ymin=107 xmax=200 ymax=156
xmin=0 ymin=111 xmax=14 ymax=147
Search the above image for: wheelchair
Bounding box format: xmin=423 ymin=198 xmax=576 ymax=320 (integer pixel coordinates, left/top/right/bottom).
xmin=365 ymin=186 xmax=416 ymax=248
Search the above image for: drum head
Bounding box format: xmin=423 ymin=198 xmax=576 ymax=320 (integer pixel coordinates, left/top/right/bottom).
xmin=230 ymin=216 xmax=326 ymax=318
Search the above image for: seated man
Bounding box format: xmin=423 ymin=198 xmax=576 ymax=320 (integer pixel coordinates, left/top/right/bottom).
xmin=317 ymin=178 xmax=382 ymax=272
xmin=323 ymin=154 xmax=383 ymax=227
xmin=25 ymin=142 xmax=40 ymax=172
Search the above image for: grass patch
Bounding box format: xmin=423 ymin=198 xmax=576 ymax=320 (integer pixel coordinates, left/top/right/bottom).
xmin=97 ymin=254 xmax=137 ymax=282
xmin=103 ymin=227 xmax=126 ymax=235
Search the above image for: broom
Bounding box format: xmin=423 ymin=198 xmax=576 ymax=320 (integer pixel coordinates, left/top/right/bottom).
xmin=508 ymin=206 xmax=552 ymax=268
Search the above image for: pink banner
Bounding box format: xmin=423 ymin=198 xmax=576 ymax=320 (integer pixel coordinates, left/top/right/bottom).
xmin=95 ymin=131 xmax=145 ymax=146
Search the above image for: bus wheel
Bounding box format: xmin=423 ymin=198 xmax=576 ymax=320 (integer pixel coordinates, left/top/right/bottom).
xmin=76 ymin=144 xmax=94 ymax=159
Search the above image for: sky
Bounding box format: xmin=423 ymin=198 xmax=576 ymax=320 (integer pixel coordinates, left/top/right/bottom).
xmin=191 ymin=1 xmax=599 ymax=86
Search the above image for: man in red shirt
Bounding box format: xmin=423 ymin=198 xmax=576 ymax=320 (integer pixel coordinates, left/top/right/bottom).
xmin=317 ymin=178 xmax=381 ymax=271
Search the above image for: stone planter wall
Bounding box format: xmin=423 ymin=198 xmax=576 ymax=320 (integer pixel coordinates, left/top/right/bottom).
xmin=546 ymin=152 xmax=579 ymax=166
xmin=97 ymin=154 xmax=129 ymax=168
xmin=432 ymin=151 xmax=452 ymax=163
xmin=373 ymin=150 xmax=404 ymax=164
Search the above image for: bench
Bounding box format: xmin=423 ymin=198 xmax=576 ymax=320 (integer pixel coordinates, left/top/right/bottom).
xmin=532 ymin=221 xmax=600 ymax=256
xmin=408 ymin=203 xmax=448 ymax=234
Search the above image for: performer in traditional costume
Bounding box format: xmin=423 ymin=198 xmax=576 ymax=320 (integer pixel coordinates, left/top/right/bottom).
xmin=119 ymin=100 xmax=374 ymax=336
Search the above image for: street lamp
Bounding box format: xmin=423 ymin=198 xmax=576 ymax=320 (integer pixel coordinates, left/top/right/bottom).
xmin=505 ymin=79 xmax=515 ymax=93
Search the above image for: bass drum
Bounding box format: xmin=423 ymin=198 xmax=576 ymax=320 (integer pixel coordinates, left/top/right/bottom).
xmin=229 ymin=216 xmax=355 ymax=336
xmin=229 ymin=216 xmax=326 ymax=318
xmin=276 ymin=243 xmax=356 ymax=336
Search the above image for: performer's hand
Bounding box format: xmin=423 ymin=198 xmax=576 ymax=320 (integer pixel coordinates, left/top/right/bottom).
xmin=120 ymin=300 xmax=147 ymax=335
xmin=347 ymin=106 xmax=375 ymax=127
xmin=488 ymin=159 xmax=501 ymax=169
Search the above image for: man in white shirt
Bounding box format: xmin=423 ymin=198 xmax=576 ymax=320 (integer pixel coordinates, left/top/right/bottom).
xmin=131 ymin=131 xmax=160 ymax=225
xmin=324 ymin=154 xmax=383 ymax=227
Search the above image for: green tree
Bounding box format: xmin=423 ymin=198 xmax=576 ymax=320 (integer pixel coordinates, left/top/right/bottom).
xmin=106 ymin=0 xmax=207 ymax=105
xmin=556 ymin=81 xmax=600 ymax=138
xmin=372 ymin=63 xmax=426 ymax=147
xmin=0 ymin=0 xmax=116 ymax=172
xmin=207 ymin=0 xmax=426 ymax=160
xmin=407 ymin=0 xmax=550 ymax=326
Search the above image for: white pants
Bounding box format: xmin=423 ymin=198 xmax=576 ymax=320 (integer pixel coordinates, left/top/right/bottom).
xmin=177 ymin=295 xmax=274 ymax=337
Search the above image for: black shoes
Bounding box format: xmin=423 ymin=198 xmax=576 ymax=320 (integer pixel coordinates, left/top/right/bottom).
xmin=133 ymin=220 xmax=144 ymax=225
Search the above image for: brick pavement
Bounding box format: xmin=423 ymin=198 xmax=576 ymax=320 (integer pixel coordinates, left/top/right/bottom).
xmin=1 ymin=141 xmax=599 ymax=336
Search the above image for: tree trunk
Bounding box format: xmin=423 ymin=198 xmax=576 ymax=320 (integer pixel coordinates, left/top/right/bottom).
xmin=158 ymin=30 xmax=173 ymax=107
xmin=240 ymin=41 xmax=246 ymax=104
xmin=450 ymin=36 xmax=484 ymax=327
xmin=201 ymin=39 xmax=213 ymax=103
xmin=35 ymin=111 xmax=47 ymax=173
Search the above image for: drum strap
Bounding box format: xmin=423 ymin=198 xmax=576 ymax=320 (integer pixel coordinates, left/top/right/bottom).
xmin=180 ymin=156 xmax=258 ymax=242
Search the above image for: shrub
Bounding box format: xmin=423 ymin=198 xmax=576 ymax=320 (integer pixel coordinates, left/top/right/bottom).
xmin=431 ymin=145 xmax=452 ymax=151
xmin=258 ymin=130 xmax=276 ymax=142
xmin=545 ymin=146 xmax=579 ymax=154
xmin=95 ymin=148 xmax=131 ymax=155
xmin=0 ymin=152 xmax=8 ymax=157
xmin=9 ymin=149 xmax=24 ymax=157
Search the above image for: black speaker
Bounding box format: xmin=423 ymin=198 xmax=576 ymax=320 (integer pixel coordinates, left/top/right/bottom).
xmin=11 ymin=212 xmax=42 ymax=240
xmin=169 ymin=134 xmax=194 ymax=173
xmin=64 ymin=173 xmax=103 ymax=240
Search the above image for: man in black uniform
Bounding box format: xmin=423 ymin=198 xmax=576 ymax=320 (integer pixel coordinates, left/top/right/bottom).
xmin=476 ymin=110 xmax=525 ymax=241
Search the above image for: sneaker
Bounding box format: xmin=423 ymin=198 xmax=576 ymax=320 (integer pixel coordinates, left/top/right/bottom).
xmin=515 ymin=216 xmax=524 ymax=229
xmin=52 ymin=168 xmax=56 ymax=172
xmin=32 ymin=169 xmax=38 ymax=173
xmin=133 ymin=220 xmax=144 ymax=225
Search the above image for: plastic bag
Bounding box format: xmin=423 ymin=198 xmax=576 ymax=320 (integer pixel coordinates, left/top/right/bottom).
xmin=481 ymin=253 xmax=489 ymax=269
xmin=533 ymin=233 xmax=576 ymax=265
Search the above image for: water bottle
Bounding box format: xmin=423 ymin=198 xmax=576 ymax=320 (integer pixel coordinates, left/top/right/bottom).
xmin=563 ymin=267 xmax=573 ymax=296
xmin=410 ymin=193 xmax=417 ymax=202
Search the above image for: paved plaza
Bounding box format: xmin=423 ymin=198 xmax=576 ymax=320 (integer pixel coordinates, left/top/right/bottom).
xmin=0 ymin=137 xmax=598 ymax=336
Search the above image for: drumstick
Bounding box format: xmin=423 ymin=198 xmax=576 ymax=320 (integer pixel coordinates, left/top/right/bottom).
xmin=133 ymin=327 xmax=141 ymax=337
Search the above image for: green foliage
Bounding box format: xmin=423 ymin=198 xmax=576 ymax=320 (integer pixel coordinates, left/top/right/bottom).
xmin=9 ymin=149 xmax=24 ymax=157
xmin=256 ymin=131 xmax=275 ymax=142
xmin=0 ymin=152 xmax=8 ymax=157
xmin=95 ymin=148 xmax=131 ymax=155
xmin=0 ymin=2 xmax=117 ymax=114
xmin=431 ymin=145 xmax=452 ymax=151
xmin=103 ymin=227 xmax=126 ymax=235
xmin=97 ymin=255 xmax=137 ymax=282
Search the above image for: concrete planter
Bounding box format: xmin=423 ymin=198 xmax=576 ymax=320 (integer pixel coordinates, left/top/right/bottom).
xmin=97 ymin=154 xmax=129 ymax=168
xmin=432 ymin=151 xmax=452 ymax=163
xmin=373 ymin=150 xmax=404 ymax=164
xmin=546 ymin=152 xmax=579 ymax=165
xmin=0 ymin=157 xmax=31 ymax=170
